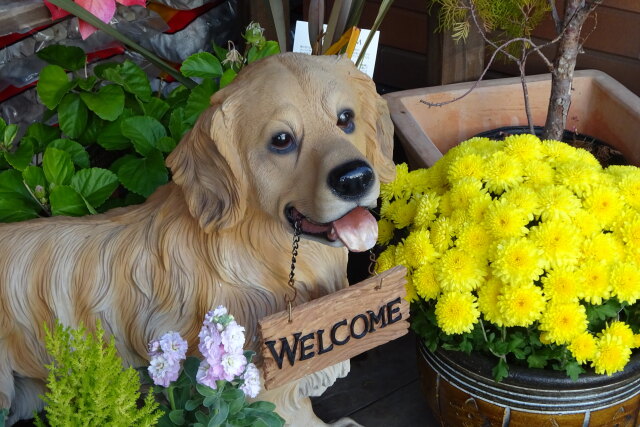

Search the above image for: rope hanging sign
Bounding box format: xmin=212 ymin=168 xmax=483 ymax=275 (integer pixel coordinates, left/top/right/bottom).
xmin=257 ymin=265 xmax=408 ymax=390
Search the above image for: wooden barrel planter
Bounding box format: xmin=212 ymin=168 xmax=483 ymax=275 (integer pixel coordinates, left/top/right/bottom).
xmin=417 ymin=340 xmax=640 ymax=426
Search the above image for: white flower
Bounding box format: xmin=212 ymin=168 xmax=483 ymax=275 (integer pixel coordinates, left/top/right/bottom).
xmin=240 ymin=363 xmax=261 ymax=398
xmin=148 ymin=354 xmax=180 ymax=387
xmin=159 ymin=331 xmax=188 ymax=363
xmin=221 ymin=321 xmax=245 ymax=353
xmin=221 ymin=352 xmax=247 ymax=380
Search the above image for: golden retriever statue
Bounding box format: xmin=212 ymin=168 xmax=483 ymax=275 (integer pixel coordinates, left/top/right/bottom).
xmin=0 ymin=52 xmax=395 ymax=425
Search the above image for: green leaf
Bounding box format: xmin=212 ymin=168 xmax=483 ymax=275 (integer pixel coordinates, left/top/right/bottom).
xmin=219 ymin=68 xmax=237 ymax=89
xmin=102 ymin=60 xmax=152 ymax=101
xmin=70 ymin=168 xmax=119 ymax=208
xmin=97 ymin=110 xmax=134 ymax=151
xmin=492 ymin=358 xmax=509 ymax=382
xmin=527 ymin=353 xmax=548 ymax=369
xmin=58 ymin=93 xmax=88 ymax=138
xmin=0 ymin=117 xmax=5 ymax=135
xmin=116 ymin=151 xmax=168 ymax=197
xmin=76 ymin=114 xmax=104 ymax=146
xmin=248 ymin=401 xmax=276 ymax=412
xmin=48 ymin=139 xmax=90 ymax=169
xmin=243 ymin=409 xmax=285 ymax=427
xmin=43 ymin=147 xmax=74 ymax=186
xmin=212 ymin=43 xmax=228 ymax=62
xmin=0 ymin=197 xmax=40 ymax=222
xmin=168 ymin=409 xmax=185 ymax=426
xmin=79 ymin=84 xmax=125 ymax=121
xmin=166 ymin=85 xmax=190 ymax=108
xmin=49 ymin=185 xmax=89 ymax=216
xmin=195 ymin=411 xmax=208 ymax=425
xmin=5 ymin=140 xmax=34 ymax=171
xmin=4 ymin=124 xmax=18 ymax=147
xmin=121 ymin=116 xmax=167 ymax=156
xmin=183 ymin=357 xmax=200 ymax=385
xmin=565 ymin=360 xmax=585 ymax=381
xmin=196 ymin=383 xmax=218 ymax=397
xmin=246 ymin=41 xmax=280 ymax=64
xmin=185 ymin=397 xmax=204 ymax=411
xmin=185 ymin=80 xmax=217 ymax=124
xmin=181 ymin=52 xmax=223 ymax=78
xmin=23 ymin=123 xmax=60 ymax=153
xmin=156 ymin=136 xmax=176 ymax=153
xmin=78 ymin=76 xmax=98 ymax=91
xmin=209 ymin=399 xmax=229 ymax=426
xmin=36 ymin=44 xmax=86 ymax=71
xmin=0 ymin=169 xmax=37 ymax=204
xmin=37 ymin=65 xmax=76 ymax=109
xmin=140 ymin=97 xmax=170 ymax=121
xmin=169 ymin=107 xmax=189 ymax=142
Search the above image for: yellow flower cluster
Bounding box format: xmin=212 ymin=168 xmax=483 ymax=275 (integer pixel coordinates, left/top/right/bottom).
xmin=377 ymin=135 xmax=640 ymax=376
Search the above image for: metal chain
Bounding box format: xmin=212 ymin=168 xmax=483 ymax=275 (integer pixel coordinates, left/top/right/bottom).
xmin=368 ymin=249 xmax=378 ymax=276
xmin=285 ymin=218 xmax=302 ymax=322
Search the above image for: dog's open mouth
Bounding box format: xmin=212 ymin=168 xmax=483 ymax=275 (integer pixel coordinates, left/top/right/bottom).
xmin=285 ymin=206 xmax=378 ymax=252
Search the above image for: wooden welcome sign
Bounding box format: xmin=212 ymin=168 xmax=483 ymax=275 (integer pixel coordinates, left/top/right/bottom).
xmin=258 ymin=266 xmax=408 ymax=390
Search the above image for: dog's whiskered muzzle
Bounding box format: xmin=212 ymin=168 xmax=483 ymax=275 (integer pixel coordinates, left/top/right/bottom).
xmin=327 ymin=160 xmax=374 ymax=200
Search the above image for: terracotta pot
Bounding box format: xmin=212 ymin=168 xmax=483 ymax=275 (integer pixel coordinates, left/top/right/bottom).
xmin=383 ymin=70 xmax=640 ymax=168
xmin=417 ymin=340 xmax=640 ymax=426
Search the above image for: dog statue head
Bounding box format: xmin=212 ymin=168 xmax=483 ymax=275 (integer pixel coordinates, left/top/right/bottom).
xmin=167 ymin=53 xmax=395 ymax=252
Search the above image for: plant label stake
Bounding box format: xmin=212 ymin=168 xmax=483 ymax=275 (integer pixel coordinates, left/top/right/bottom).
xmin=258 ymin=233 xmax=409 ymax=390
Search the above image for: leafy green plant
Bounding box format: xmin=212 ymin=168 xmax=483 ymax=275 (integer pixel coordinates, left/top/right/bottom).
xmin=0 ymin=23 xmax=279 ymax=223
xmin=33 ymin=320 xmax=162 ymax=426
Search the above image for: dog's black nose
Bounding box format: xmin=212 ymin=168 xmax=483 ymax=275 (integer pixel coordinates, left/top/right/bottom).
xmin=328 ymin=160 xmax=374 ymax=199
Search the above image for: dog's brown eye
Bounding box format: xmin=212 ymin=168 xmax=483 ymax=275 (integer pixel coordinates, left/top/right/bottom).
xmin=270 ymin=132 xmax=296 ymax=153
xmin=337 ymin=110 xmax=355 ymax=134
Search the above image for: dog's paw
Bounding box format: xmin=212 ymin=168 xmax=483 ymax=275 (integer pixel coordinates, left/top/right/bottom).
xmin=329 ymin=417 xmax=365 ymax=427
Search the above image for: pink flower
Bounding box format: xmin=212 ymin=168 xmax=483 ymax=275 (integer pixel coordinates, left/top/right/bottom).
xmin=148 ymin=354 xmax=181 ymax=387
xmin=221 ymin=352 xmax=247 ymax=380
xmin=198 ymin=324 xmax=225 ymax=364
xmin=159 ymin=331 xmax=188 ymax=363
xmin=196 ymin=360 xmax=226 ymax=389
xmin=43 ymin=0 xmax=146 ymax=40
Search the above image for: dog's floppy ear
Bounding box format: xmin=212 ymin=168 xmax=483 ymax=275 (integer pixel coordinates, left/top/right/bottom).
xmin=344 ymin=58 xmax=396 ymax=183
xmin=167 ymin=94 xmax=247 ymax=232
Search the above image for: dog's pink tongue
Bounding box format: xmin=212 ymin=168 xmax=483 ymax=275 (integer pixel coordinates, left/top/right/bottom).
xmin=330 ymin=207 xmax=378 ymax=252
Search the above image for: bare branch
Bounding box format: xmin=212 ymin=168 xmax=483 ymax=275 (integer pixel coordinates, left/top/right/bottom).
xmin=548 ymin=0 xmax=563 ymax=34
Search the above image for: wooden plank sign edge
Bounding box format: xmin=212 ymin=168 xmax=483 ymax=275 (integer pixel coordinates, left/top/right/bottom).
xmin=258 ymin=265 xmax=408 ymax=390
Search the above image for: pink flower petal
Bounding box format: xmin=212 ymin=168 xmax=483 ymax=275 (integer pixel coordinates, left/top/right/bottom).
xmin=43 ymin=0 xmax=71 ymax=20
xmin=76 ymin=0 xmax=117 ymax=25
xmin=78 ymin=20 xmax=98 ymax=40
xmin=116 ymin=0 xmax=147 ymax=6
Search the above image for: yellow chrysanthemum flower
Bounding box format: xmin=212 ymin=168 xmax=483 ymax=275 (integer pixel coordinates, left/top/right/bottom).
xmin=554 ymin=161 xmax=601 ymax=197
xmin=502 ymin=134 xmax=544 ymax=162
xmin=380 ymin=163 xmax=410 ymax=201
xmin=435 ymin=247 xmax=487 ymax=293
xmin=434 ymin=292 xmax=480 ymax=334
xmin=583 ymin=185 xmax=624 ymax=229
xmin=537 ymin=185 xmax=582 ymax=221
xmin=449 ymin=177 xmax=485 ymax=210
xmin=592 ymin=334 xmax=631 ymax=375
xmin=570 ymin=147 xmax=604 ymax=169
xmin=412 ymin=193 xmax=440 ymax=229
xmin=407 ymin=168 xmax=437 ymax=195
xmin=456 ymin=223 xmax=492 ymax=258
xmin=568 ymin=332 xmax=597 ymax=364
xmin=539 ymin=303 xmax=587 ymax=345
xmin=403 ymin=228 xmax=438 ymax=268
xmin=394 ymin=243 xmax=408 ymax=270
xmin=528 ymin=219 xmax=582 ymax=268
xmin=377 ymin=218 xmax=395 ymax=246
xmin=634 ymin=334 xmax=640 ymax=349
xmin=491 ymin=237 xmax=545 ymax=286
xmin=571 ymin=208 xmax=601 ymax=237
xmin=466 ymin=192 xmax=493 ymax=223
xmin=413 ymin=264 xmax=440 ymax=300
xmin=541 ymin=266 xmax=580 ymax=302
xmin=386 ymin=198 xmax=417 ymax=229
xmin=483 ymin=151 xmax=524 ymax=194
xmin=541 ymin=139 xmax=578 ymax=163
xmin=617 ymin=173 xmax=640 ymax=211
xmin=500 ymin=185 xmax=540 ymax=217
xmin=610 ymin=262 xmax=640 ymax=304
xmin=430 ymin=217 xmax=455 ymax=253
xmin=523 ymin=161 xmax=555 ymax=189
xmin=447 ymin=153 xmax=486 ymax=183
xmin=618 ymin=216 xmax=640 ymax=249
xmin=580 ymin=233 xmax=624 ymax=265
xmin=498 ymin=283 xmax=546 ymax=327
xmin=455 ymin=136 xmax=503 ymax=157
xmin=476 ymin=276 xmax=505 ymax=327
xmin=375 ymin=247 xmax=396 ymax=274
xmin=404 ymin=274 xmax=418 ymax=303
xmin=577 ymin=261 xmax=612 ymax=305
xmin=601 ymin=321 xmax=635 ymax=348
xmin=485 ymin=199 xmax=531 ymax=240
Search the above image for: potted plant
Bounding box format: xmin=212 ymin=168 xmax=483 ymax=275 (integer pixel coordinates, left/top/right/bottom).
xmin=374 ymin=134 xmax=640 ymax=424
xmin=384 ymin=0 xmax=640 ymax=169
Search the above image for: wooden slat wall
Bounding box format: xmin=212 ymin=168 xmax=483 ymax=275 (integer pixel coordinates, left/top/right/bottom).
xmin=489 ymin=0 xmax=640 ymax=95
